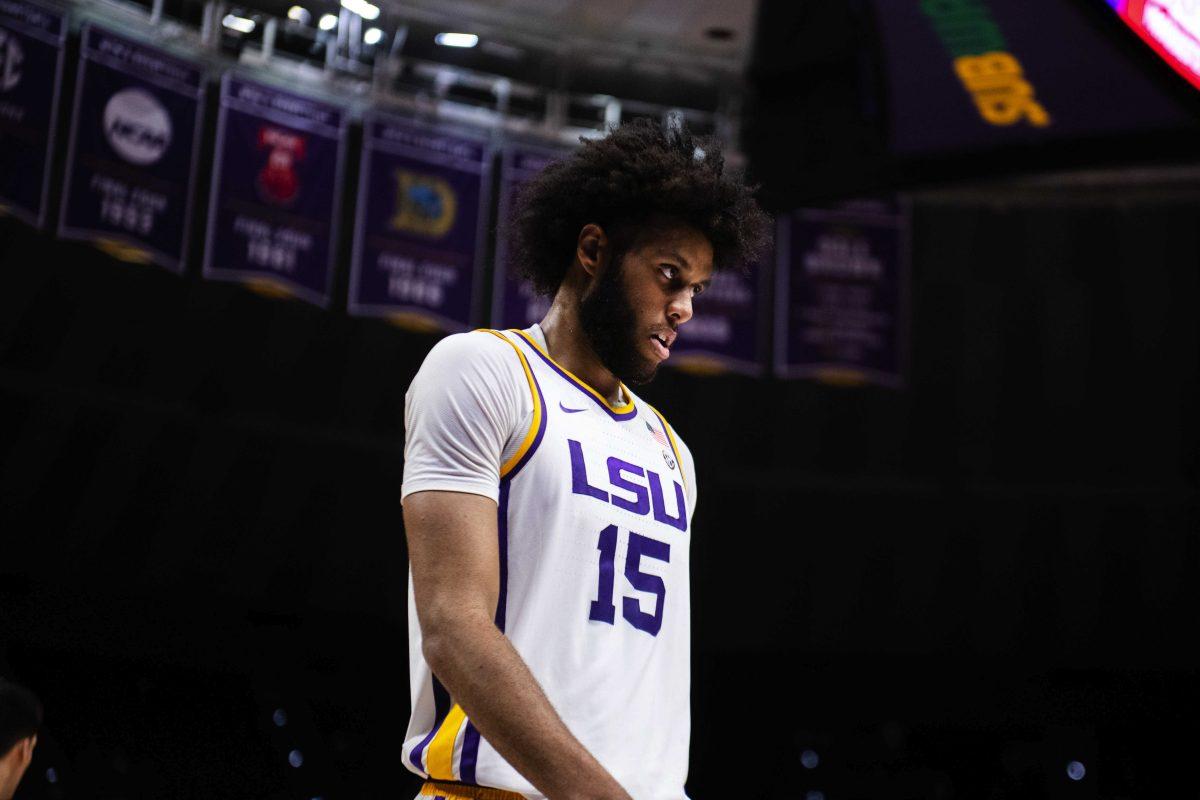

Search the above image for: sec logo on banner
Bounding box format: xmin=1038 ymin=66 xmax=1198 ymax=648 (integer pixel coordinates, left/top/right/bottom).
xmin=0 ymin=27 xmax=24 ymax=92
xmin=103 ymin=87 xmax=172 ymax=165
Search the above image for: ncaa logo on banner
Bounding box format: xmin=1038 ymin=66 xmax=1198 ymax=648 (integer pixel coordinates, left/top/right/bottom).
xmin=0 ymin=27 xmax=23 ymax=92
xmin=103 ymin=88 xmax=172 ymax=165
xmin=390 ymin=169 xmax=457 ymax=238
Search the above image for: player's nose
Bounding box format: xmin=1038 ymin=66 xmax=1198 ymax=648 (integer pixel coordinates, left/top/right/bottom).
xmin=667 ymin=291 xmax=693 ymax=325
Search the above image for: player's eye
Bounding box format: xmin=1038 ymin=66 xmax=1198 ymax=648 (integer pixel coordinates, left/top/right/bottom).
xmin=659 ymin=264 xmax=678 ymax=281
xmin=692 ymin=283 xmax=705 ymax=298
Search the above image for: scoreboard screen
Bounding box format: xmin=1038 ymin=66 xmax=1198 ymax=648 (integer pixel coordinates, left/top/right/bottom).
xmin=1106 ymin=0 xmax=1200 ymax=90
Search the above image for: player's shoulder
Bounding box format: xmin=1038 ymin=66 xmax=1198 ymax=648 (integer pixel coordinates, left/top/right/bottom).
xmin=418 ymin=328 xmax=525 ymax=373
xmin=409 ymin=330 xmax=534 ymax=406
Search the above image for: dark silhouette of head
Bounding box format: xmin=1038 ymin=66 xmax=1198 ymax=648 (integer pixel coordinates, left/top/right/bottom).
xmin=0 ymin=680 xmax=41 ymax=800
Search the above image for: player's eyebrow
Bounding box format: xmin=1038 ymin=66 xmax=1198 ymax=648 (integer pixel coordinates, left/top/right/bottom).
xmin=661 ymin=250 xmax=690 ymax=269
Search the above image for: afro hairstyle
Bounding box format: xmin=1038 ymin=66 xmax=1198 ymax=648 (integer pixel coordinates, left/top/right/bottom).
xmin=509 ymin=119 xmax=773 ymax=296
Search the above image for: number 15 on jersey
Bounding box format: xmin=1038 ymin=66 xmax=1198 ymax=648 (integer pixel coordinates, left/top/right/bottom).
xmin=588 ymin=525 xmax=671 ymax=636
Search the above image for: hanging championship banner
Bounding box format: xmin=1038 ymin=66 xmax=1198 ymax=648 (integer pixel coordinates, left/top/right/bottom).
xmin=775 ymin=203 xmax=908 ymax=387
xmin=59 ymin=24 xmax=205 ymax=272
xmin=670 ymin=249 xmax=771 ymax=376
xmin=0 ymin=0 xmax=67 ymax=228
xmin=348 ymin=113 xmax=491 ymax=331
xmin=490 ymin=144 xmax=568 ymax=329
xmin=203 ymin=74 xmax=348 ymax=307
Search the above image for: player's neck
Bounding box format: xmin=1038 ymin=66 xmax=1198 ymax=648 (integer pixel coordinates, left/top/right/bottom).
xmin=539 ymin=294 xmax=624 ymax=407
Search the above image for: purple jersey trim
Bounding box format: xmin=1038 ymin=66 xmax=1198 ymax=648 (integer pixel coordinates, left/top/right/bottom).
xmin=511 ymin=331 xmax=638 ymax=421
xmin=504 ymin=365 xmax=547 ymax=481
xmin=495 ymin=480 xmax=511 ymax=632
xmin=457 ymin=479 xmax=513 ymax=781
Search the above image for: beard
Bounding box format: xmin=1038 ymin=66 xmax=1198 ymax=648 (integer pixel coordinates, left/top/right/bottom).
xmin=579 ymin=255 xmax=659 ymax=387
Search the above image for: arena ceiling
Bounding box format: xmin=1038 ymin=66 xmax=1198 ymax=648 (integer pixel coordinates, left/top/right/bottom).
xmin=222 ymin=0 xmax=760 ymax=111
xmin=380 ymin=0 xmax=759 ymax=75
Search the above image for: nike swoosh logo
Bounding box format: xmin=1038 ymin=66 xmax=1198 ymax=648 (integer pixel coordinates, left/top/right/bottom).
xmin=559 ymin=402 xmax=587 ymax=413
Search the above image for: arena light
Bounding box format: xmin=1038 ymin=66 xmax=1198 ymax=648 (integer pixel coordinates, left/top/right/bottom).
xmin=286 ymin=5 xmax=310 ymax=23
xmin=340 ymin=0 xmax=380 ymax=20
xmin=435 ymin=32 xmax=478 ymax=48
xmin=364 ymin=26 xmax=384 ymax=45
xmin=222 ymin=13 xmax=256 ymax=33
xmin=318 ymin=13 xmax=337 ymax=30
xmin=1105 ymin=0 xmax=1200 ymax=91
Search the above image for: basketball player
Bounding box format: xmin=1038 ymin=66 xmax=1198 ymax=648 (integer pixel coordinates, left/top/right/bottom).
xmin=401 ymin=120 xmax=770 ymax=800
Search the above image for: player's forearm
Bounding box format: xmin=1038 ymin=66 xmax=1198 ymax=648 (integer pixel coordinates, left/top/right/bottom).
xmin=422 ymin=612 xmax=632 ymax=800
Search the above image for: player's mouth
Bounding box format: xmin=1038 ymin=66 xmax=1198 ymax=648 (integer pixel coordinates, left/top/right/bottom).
xmin=649 ymin=331 xmax=675 ymax=360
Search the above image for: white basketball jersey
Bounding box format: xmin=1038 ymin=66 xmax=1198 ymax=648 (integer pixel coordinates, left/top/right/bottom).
xmin=403 ymin=327 xmax=696 ymax=800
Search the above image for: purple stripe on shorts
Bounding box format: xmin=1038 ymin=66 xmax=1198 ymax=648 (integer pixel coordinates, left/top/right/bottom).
xmin=459 ymin=721 xmax=482 ymax=784
xmin=409 ymin=676 xmax=450 ymax=774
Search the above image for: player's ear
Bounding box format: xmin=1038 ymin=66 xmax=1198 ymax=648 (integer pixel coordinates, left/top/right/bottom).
xmin=576 ymin=224 xmax=608 ymax=279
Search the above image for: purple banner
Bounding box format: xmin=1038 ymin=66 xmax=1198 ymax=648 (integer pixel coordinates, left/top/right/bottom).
xmin=0 ymin=0 xmax=67 ymax=228
xmin=490 ymin=144 xmax=568 ymax=329
xmin=348 ymin=113 xmax=491 ymax=331
xmin=670 ymin=249 xmax=770 ymax=377
xmin=203 ymin=74 xmax=348 ymax=307
xmin=59 ymin=24 xmax=205 ymax=272
xmin=775 ymin=204 xmax=908 ymax=387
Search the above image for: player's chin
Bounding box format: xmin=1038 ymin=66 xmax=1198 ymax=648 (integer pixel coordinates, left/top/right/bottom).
xmin=622 ymin=352 xmax=662 ymax=386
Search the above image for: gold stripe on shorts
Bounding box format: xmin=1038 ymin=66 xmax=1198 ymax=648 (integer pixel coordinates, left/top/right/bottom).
xmin=419 ymin=780 xmax=527 ymax=800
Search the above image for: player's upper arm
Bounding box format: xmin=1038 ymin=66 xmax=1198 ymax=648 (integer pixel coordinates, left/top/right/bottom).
xmin=401 ymin=331 xmax=531 ymax=631
xmin=405 ymin=490 xmax=501 ymax=639
xmin=402 ymin=331 xmax=531 ymax=504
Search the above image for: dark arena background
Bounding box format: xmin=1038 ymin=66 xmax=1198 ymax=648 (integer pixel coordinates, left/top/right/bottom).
xmin=2 ymin=0 xmax=1199 ymax=798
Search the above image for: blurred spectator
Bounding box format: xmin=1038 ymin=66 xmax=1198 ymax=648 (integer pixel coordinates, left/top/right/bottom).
xmin=0 ymin=681 xmax=41 ymax=800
